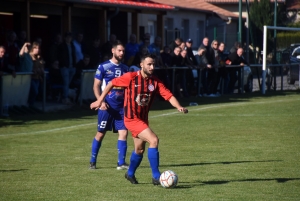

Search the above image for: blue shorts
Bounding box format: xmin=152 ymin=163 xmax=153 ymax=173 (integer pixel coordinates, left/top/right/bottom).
xmin=97 ymin=107 xmax=127 ymax=133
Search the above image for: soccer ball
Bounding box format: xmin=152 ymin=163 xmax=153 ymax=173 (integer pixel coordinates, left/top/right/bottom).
xmin=159 ymin=170 xmax=178 ymax=188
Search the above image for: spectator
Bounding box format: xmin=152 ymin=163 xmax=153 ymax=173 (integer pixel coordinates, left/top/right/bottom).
xmin=3 ymin=31 xmax=19 ymax=72
xmin=169 ymin=37 xmax=182 ymax=51
xmin=148 ymin=36 xmax=162 ymax=57
xmin=19 ymin=42 xmax=44 ymax=106
xmin=0 ymin=46 xmax=16 ymax=77
xmin=199 ymin=37 xmax=215 ymax=97
xmin=57 ymin=32 xmax=77 ymax=105
xmin=210 ymin=40 xmax=220 ymax=96
xmin=170 ymin=46 xmax=184 ymax=97
xmin=139 ymin=32 xmax=150 ymax=47
xmin=227 ymin=47 xmax=248 ymax=93
xmin=195 ymin=46 xmax=207 ymax=68
xmin=179 ymin=42 xmax=186 ymax=51
xmin=124 ymin=34 xmax=139 ymax=66
xmin=160 ymin=45 xmax=172 ymax=67
xmin=185 ymin=38 xmax=197 ymax=65
xmin=73 ymin=33 xmax=85 ymax=64
xmin=101 ymin=34 xmax=116 ymax=59
xmin=88 ymin=37 xmax=102 ymax=69
xmin=230 ymin=41 xmax=242 ymax=54
xmin=218 ymin=42 xmax=229 ymax=94
xmin=19 ymin=42 xmax=33 ymax=72
xmin=179 ymin=49 xmax=195 ymax=97
xmin=195 ymin=46 xmax=207 ymax=96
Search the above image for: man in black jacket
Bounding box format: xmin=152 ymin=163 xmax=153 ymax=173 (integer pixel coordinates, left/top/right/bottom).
xmin=199 ymin=37 xmax=215 ymax=96
xmin=227 ymin=47 xmax=247 ymax=93
xmin=57 ymin=32 xmax=77 ymax=104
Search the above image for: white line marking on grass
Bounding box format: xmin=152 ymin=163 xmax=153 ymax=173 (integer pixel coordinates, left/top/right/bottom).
xmin=1 ymin=98 xmax=299 ymax=137
xmin=0 ymin=123 xmax=96 ymax=137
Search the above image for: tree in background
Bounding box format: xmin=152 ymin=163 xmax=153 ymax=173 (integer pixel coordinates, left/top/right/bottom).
xmin=249 ymin=0 xmax=273 ymax=55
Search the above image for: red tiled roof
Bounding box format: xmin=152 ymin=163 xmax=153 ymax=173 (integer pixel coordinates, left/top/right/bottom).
xmin=86 ymin=0 xmax=174 ymax=9
xmin=203 ymin=0 xmax=285 ymax=3
xmin=286 ymin=0 xmax=300 ymax=10
xmin=151 ymin=0 xmax=239 ymax=18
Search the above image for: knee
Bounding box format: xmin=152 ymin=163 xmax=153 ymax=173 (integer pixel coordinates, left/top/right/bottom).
xmin=118 ymin=130 xmax=128 ymax=140
xmin=95 ymin=132 xmax=105 ymax=141
xmin=149 ymin=136 xmax=159 ymax=147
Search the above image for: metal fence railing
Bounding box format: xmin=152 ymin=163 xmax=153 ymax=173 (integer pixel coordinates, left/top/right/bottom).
xmin=1 ymin=63 xmax=299 ymax=115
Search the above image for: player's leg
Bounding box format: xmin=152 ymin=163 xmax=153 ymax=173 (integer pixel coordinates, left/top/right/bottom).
xmin=89 ymin=109 xmax=111 ymax=169
xmin=128 ymin=137 xmax=146 ymax=175
xmin=89 ymin=131 xmax=106 ymax=169
xmin=114 ymin=109 xmax=129 ymax=169
xmin=137 ymin=128 xmax=161 ymax=183
xmin=116 ymin=129 xmax=128 ymax=169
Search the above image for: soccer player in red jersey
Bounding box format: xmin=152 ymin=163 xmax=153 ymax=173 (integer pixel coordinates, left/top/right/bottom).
xmin=90 ymin=53 xmax=188 ymax=185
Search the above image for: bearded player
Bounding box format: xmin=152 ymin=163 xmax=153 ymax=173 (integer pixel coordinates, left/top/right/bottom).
xmin=90 ymin=53 xmax=188 ymax=185
xmin=89 ymin=40 xmax=129 ymax=170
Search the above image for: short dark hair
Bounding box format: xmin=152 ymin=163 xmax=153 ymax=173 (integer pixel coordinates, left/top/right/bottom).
xmin=112 ymin=40 xmax=124 ymax=48
xmin=140 ymin=53 xmax=156 ymax=62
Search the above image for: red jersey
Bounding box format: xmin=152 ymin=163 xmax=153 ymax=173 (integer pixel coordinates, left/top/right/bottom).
xmin=111 ymin=71 xmax=173 ymax=121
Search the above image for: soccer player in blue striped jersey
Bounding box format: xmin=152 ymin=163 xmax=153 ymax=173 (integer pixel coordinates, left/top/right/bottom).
xmin=89 ymin=40 xmax=129 ymax=170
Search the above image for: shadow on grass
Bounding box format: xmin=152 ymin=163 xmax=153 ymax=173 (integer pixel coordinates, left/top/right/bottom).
xmin=176 ymin=177 xmax=300 ymax=189
xmin=160 ymin=160 xmax=282 ymax=168
xmin=200 ymin=177 xmax=300 ymax=185
xmin=0 ymin=169 xmax=28 ymax=172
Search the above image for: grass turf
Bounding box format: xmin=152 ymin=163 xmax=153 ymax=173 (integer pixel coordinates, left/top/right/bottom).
xmin=0 ymin=91 xmax=300 ymax=201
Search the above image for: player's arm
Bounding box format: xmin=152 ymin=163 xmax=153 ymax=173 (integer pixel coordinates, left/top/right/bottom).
xmin=168 ymin=96 xmax=188 ymax=114
xmin=90 ymin=82 xmax=114 ymax=110
xmin=93 ymin=78 xmax=109 ymax=110
xmin=93 ymin=78 xmax=102 ymax=99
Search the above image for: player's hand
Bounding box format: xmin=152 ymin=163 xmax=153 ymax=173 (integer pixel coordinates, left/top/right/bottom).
xmin=99 ymin=102 xmax=109 ymax=110
xmin=178 ymin=107 xmax=188 ymax=114
xmin=90 ymin=100 xmax=102 ymax=110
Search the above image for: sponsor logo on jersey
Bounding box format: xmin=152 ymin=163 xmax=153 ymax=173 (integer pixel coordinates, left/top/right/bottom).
xmin=135 ymin=94 xmax=151 ymax=106
xmin=106 ymin=70 xmax=113 ymax=75
xmin=96 ymin=69 xmax=101 ymax=76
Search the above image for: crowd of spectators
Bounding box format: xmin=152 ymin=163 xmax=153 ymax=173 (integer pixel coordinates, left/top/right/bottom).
xmin=0 ymin=29 xmax=248 ymax=107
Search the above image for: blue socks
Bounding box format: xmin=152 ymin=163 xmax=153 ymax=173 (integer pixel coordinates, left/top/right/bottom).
xmin=117 ymin=140 xmax=127 ymax=165
xmin=128 ymin=151 xmax=143 ymax=177
xmin=148 ymin=148 xmax=160 ymax=180
xmin=128 ymin=148 xmax=160 ymax=179
xmin=90 ymin=138 xmax=101 ymax=163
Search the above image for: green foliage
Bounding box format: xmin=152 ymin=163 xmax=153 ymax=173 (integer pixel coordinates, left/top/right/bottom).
xmin=249 ymin=0 xmax=273 ymax=31
xmin=277 ymin=32 xmax=300 ymax=49
xmin=287 ymin=22 xmax=300 ymax=28
xmin=1 ymin=92 xmax=300 ymax=200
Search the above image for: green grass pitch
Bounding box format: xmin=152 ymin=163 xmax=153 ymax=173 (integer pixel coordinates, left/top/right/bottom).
xmin=0 ymin=91 xmax=300 ymax=201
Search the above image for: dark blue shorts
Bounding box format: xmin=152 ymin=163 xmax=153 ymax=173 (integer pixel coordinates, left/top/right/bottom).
xmin=97 ymin=107 xmax=127 ymax=133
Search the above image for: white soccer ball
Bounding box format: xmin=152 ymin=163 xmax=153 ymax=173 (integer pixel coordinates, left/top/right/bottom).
xmin=159 ymin=170 xmax=178 ymax=188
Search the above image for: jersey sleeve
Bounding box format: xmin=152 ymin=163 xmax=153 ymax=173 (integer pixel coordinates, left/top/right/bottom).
xmin=157 ymin=78 xmax=173 ymax=101
xmin=94 ymin=65 xmax=105 ymax=81
xmin=111 ymin=72 xmax=135 ymax=88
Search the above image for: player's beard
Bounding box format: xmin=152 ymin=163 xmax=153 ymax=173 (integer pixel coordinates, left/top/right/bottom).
xmin=113 ymin=54 xmax=123 ymax=62
xmin=143 ymin=68 xmax=153 ymax=76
